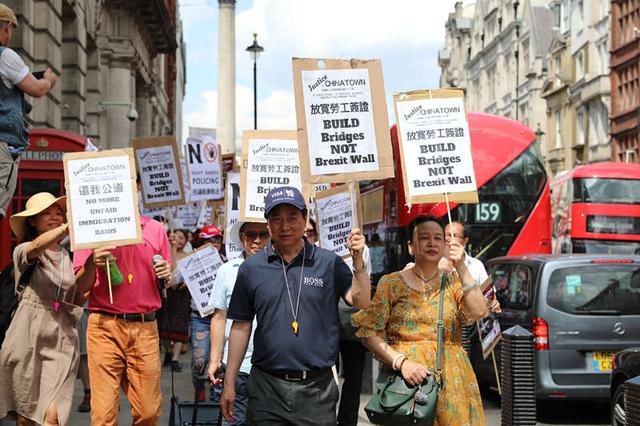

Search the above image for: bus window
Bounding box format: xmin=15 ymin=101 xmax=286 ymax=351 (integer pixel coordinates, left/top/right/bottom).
xmin=574 ymin=178 xmax=640 ymax=205
xmin=456 ymin=145 xmax=546 ymax=261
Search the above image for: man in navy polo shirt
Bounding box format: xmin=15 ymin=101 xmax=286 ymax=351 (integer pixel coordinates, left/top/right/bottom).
xmin=220 ymin=186 xmax=370 ymax=426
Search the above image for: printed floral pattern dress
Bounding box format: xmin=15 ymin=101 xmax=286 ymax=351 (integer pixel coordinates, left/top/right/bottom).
xmin=352 ymin=271 xmax=486 ymax=426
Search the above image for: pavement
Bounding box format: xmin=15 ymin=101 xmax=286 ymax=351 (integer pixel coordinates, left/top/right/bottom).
xmin=1 ymin=351 xmax=609 ymax=425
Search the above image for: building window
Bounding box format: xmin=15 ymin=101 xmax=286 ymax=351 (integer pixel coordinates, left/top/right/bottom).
xmin=616 ymin=63 xmax=640 ymax=112
xmin=561 ymin=0 xmax=570 ymax=33
xmin=598 ymin=41 xmax=609 ymax=75
xmin=555 ymin=56 xmax=562 ymax=85
xmin=555 ymin=111 xmax=562 ymax=149
xmin=576 ymin=50 xmax=584 ymax=80
xmin=521 ymin=39 xmax=530 ymax=75
xmin=576 ymin=0 xmax=584 ymax=33
xmin=576 ymin=110 xmax=585 ymax=146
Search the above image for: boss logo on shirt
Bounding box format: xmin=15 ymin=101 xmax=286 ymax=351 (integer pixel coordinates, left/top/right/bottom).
xmin=304 ymin=276 xmax=324 ymax=288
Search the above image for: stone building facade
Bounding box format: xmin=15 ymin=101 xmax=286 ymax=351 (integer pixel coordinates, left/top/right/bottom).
xmin=5 ymin=0 xmax=184 ymax=149
xmin=610 ymin=0 xmax=640 ymax=162
xmin=542 ymin=0 xmax=611 ymax=175
xmin=439 ymin=0 xmax=555 ymax=164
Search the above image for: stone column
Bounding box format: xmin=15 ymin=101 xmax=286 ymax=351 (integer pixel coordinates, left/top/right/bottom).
xmin=105 ymin=63 xmax=134 ymax=148
xmin=61 ymin=2 xmax=87 ymax=134
xmin=217 ymin=0 xmax=236 ymax=155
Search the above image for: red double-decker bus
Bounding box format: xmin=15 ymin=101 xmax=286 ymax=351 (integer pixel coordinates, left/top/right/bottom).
xmin=361 ymin=112 xmax=551 ymax=271
xmin=551 ymin=162 xmax=640 ymax=254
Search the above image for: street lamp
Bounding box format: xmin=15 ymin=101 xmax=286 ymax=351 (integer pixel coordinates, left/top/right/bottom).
xmin=245 ymin=33 xmax=264 ymax=130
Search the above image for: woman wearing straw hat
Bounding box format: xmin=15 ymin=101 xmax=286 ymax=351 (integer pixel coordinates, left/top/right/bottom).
xmin=0 ymin=192 xmax=83 ymax=426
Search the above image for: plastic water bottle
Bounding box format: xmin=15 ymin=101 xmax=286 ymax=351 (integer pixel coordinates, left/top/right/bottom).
xmin=107 ymin=256 xmax=124 ymax=286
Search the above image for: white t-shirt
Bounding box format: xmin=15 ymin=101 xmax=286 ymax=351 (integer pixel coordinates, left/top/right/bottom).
xmin=208 ymin=255 xmax=256 ymax=375
xmin=464 ymin=252 xmax=489 ymax=283
xmin=0 ymin=48 xmax=29 ymax=89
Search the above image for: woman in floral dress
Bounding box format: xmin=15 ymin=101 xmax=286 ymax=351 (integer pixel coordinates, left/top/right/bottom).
xmin=352 ymin=216 xmax=489 ymax=425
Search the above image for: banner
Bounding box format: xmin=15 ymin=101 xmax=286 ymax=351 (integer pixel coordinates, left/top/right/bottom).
xmin=239 ymin=130 xmax=308 ymax=222
xmin=314 ymin=184 xmax=361 ymax=259
xmin=186 ymin=136 xmax=223 ymax=201
xmin=293 ymin=57 xmax=394 ymax=184
xmin=63 ymin=149 xmax=142 ymax=250
xmin=361 ymin=186 xmax=385 ymax=225
xmin=177 ymin=246 xmax=224 ymax=317
xmin=133 ymin=136 xmax=185 ymax=208
xmin=394 ymin=89 xmax=478 ymax=205
xmin=224 ymin=171 xmax=243 ymax=260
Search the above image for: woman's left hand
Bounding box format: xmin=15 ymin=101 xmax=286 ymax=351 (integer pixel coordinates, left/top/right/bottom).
xmin=489 ymin=296 xmax=502 ymax=313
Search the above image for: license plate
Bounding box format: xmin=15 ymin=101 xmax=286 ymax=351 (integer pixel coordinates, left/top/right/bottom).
xmin=593 ymin=351 xmax=615 ymax=372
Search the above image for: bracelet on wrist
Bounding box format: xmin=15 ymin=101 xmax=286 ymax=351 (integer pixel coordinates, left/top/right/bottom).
xmin=462 ymin=280 xmax=479 ymax=293
xmin=398 ymin=357 xmax=408 ymax=371
xmin=392 ymin=353 xmax=406 ymax=371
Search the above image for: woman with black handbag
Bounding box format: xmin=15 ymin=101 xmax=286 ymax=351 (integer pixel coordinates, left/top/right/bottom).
xmin=352 ymin=216 xmax=488 ymax=425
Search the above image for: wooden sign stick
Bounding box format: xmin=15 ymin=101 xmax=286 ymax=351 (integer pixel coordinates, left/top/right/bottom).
xmin=444 ymin=192 xmax=455 ymax=241
xmin=491 ymin=350 xmax=502 ymax=395
xmin=105 ymin=257 xmax=114 ymax=304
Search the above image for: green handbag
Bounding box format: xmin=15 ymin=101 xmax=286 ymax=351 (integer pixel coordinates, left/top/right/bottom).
xmin=364 ymin=273 xmax=447 ymax=425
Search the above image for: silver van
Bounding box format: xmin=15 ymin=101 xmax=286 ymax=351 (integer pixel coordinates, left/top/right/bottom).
xmin=470 ymin=254 xmax=640 ymax=401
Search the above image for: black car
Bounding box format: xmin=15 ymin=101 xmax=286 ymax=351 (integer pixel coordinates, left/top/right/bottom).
xmin=610 ymin=347 xmax=640 ymax=426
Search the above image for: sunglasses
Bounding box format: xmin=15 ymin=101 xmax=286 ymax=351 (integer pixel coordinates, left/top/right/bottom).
xmin=243 ymin=231 xmax=270 ymax=240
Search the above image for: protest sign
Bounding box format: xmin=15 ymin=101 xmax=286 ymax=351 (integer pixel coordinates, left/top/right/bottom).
xmin=224 ymin=171 xmax=243 ymax=260
xmin=477 ymin=278 xmax=501 ymax=360
xmin=64 ymin=149 xmax=142 ymax=250
xmin=177 ymin=246 xmax=224 ymax=317
xmin=133 ymin=136 xmax=185 ymax=208
xmin=186 ymin=136 xmax=223 ymax=201
xmin=222 ymin=153 xmax=235 ymax=173
xmin=361 ymin=186 xmax=385 ymax=225
xmin=314 ymin=184 xmax=361 ymax=259
xmin=176 ymin=202 xmax=201 ymax=229
xmin=309 ymin=183 xmax=331 ymax=221
xmin=292 ymin=57 xmax=394 ymax=184
xmin=394 ymin=89 xmax=478 ymax=205
xmin=239 ymin=130 xmax=309 ymax=221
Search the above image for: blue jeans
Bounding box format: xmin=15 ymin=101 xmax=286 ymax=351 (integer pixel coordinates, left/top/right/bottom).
xmin=190 ymin=311 xmax=220 ymax=401
xmin=222 ymin=371 xmax=249 ymax=426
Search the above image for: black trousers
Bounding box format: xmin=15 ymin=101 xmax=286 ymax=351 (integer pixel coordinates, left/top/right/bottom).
xmin=337 ymin=340 xmax=366 ymax=426
xmin=247 ymin=367 xmax=338 ymax=426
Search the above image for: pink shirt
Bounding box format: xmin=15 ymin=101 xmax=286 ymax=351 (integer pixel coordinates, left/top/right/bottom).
xmin=73 ymin=216 xmax=171 ymax=314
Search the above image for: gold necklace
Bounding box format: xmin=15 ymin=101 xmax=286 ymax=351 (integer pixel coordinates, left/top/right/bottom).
xmin=412 ymin=267 xmax=438 ymax=294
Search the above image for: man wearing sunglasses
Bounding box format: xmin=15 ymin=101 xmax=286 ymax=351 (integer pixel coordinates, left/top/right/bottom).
xmin=207 ymin=219 xmax=270 ymax=425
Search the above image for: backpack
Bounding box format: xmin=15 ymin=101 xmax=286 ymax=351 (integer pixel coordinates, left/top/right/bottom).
xmin=0 ymin=261 xmax=36 ymax=345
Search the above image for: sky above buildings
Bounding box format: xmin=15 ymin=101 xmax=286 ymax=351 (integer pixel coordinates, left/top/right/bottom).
xmin=179 ymin=0 xmax=466 ymax=146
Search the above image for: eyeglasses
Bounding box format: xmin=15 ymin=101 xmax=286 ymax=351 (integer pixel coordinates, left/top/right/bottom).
xmin=243 ymin=231 xmax=270 ymax=240
xmin=445 ymin=234 xmax=464 ymax=241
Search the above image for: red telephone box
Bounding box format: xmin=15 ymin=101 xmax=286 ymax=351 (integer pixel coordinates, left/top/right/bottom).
xmin=0 ymin=129 xmax=87 ymax=269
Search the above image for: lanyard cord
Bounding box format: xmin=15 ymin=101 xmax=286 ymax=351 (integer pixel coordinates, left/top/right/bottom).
xmin=278 ymin=243 xmax=306 ymax=328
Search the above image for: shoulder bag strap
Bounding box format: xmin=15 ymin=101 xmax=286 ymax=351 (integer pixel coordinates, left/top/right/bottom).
xmin=435 ymin=272 xmax=447 ymax=376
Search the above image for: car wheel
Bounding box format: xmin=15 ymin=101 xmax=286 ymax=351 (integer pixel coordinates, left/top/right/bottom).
xmin=611 ymin=384 xmax=627 ymax=426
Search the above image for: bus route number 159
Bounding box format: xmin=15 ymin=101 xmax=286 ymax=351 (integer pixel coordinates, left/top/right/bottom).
xmin=475 ymin=202 xmax=502 ymax=223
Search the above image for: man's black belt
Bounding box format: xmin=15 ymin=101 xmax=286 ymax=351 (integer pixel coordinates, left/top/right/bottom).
xmin=260 ymin=366 xmax=331 ymax=381
xmin=93 ymin=311 xmax=156 ymax=322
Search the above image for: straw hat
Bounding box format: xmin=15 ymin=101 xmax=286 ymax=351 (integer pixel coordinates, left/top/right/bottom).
xmin=10 ymin=192 xmax=66 ymax=241
xmin=0 ymin=4 xmax=18 ymax=27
